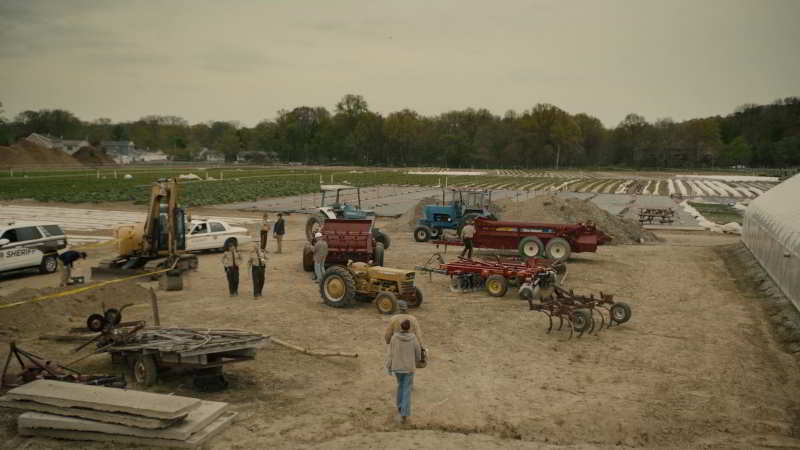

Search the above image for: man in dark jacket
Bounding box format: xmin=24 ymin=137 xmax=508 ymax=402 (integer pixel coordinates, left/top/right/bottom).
xmin=273 ymin=213 xmax=285 ymax=254
xmin=58 ymin=250 xmax=87 ymax=287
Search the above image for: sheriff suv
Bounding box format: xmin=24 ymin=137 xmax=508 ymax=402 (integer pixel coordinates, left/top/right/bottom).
xmin=0 ymin=222 xmax=68 ymax=276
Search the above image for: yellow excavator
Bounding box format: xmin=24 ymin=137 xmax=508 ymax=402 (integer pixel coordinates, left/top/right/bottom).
xmin=91 ymin=179 xmax=198 ymax=285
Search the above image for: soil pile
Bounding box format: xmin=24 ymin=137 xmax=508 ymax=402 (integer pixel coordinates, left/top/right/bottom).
xmin=0 ymin=142 xmax=81 ymax=167
xmin=0 ymin=281 xmax=150 ymax=341
xmin=384 ymin=196 xmax=439 ymax=233
xmin=500 ymin=194 xmax=658 ymax=244
xmin=72 ymin=146 xmax=115 ymax=165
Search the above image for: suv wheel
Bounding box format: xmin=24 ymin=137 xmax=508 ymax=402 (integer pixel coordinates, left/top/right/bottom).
xmin=40 ymin=254 xmax=58 ymax=274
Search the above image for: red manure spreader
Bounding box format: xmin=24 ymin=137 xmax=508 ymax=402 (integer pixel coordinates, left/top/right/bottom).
xmin=431 ymin=217 xmax=611 ymax=260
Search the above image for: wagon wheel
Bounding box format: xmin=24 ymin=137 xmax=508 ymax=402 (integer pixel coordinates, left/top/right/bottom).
xmin=104 ymin=308 xmax=122 ymax=326
xmin=374 ymin=291 xmax=398 ymax=315
xmin=132 ymin=354 xmax=158 ymax=386
xmin=609 ymin=302 xmax=632 ymax=324
xmin=485 ymin=275 xmax=508 ymax=297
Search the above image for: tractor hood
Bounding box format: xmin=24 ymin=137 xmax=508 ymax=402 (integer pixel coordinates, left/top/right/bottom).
xmin=366 ymin=266 xmax=415 ymax=279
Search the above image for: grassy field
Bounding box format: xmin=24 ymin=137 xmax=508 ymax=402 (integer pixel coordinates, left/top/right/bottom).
xmin=688 ymin=201 xmax=743 ymax=224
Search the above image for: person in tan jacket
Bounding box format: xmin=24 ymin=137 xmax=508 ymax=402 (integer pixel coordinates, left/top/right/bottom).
xmin=384 ymin=301 xmax=423 ymax=347
xmin=222 ymin=241 xmax=240 ymax=297
xmin=385 ymin=320 xmax=422 ymax=424
xmin=247 ymin=243 xmax=268 ymax=297
xmin=460 ymin=219 xmax=476 ymax=259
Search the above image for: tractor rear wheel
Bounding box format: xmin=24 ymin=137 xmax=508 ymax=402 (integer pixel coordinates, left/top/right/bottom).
xmin=373 ymin=243 xmax=385 ymax=266
xmin=305 ymin=214 xmax=325 ymax=242
xmin=320 ymin=266 xmax=356 ymax=308
xmin=375 ymin=291 xmax=398 ymax=314
xmin=413 ymin=226 xmax=431 ymax=242
xmin=485 ymin=275 xmax=508 ymax=297
xmin=302 ymin=244 xmax=314 ymax=272
xmin=518 ymin=237 xmax=544 ymax=258
xmin=610 ymin=302 xmax=632 ymax=324
xmin=407 ymin=287 xmax=424 ymax=308
xmin=545 ymin=237 xmax=571 ymax=261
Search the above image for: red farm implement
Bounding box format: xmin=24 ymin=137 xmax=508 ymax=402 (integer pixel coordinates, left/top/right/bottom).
xmin=430 ymin=217 xmax=611 ymax=260
xmin=415 ymin=254 xmax=565 ymax=298
xmin=303 ymin=219 xmax=385 ymax=271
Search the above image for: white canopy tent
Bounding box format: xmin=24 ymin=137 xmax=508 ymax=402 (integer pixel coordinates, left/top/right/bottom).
xmin=743 ymin=173 xmax=800 ymax=310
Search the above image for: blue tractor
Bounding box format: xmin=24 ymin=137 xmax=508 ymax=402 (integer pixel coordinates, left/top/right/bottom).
xmin=305 ymin=185 xmax=391 ymax=249
xmin=413 ymin=189 xmax=496 ymax=242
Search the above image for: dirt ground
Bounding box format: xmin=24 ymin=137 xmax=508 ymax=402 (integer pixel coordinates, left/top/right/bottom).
xmin=1 ymin=212 xmax=799 ymax=450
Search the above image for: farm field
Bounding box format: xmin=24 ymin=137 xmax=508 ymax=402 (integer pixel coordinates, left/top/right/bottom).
xmin=0 ymin=212 xmax=798 ymax=449
xmin=0 ymin=167 xmax=779 ymax=207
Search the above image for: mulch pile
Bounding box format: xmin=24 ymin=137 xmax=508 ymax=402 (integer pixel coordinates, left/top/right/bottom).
xmin=499 ymin=194 xmax=659 ymax=245
xmin=0 ymin=142 xmax=81 ymax=167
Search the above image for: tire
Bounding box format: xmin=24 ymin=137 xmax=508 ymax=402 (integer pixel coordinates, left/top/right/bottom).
xmin=305 ymin=215 xmax=325 ymax=242
xmin=519 ymin=285 xmax=540 ymax=301
xmin=430 ymin=228 xmax=442 ymax=239
xmin=572 ymin=309 xmax=592 ymax=333
xmin=375 ymin=291 xmax=398 ymax=315
xmin=413 ymin=226 xmax=431 ymax=242
xmin=518 ymin=237 xmax=544 ymax=258
xmin=320 ymin=266 xmax=356 ymax=308
xmin=610 ymin=302 xmax=632 ymax=324
xmin=132 ymin=354 xmax=158 ymax=387
xmin=104 ymin=308 xmax=122 ymax=326
xmin=86 ymin=314 xmax=106 ymax=332
xmin=485 ymin=274 xmax=508 ymax=297
xmin=302 ymin=244 xmax=314 ymax=272
xmin=407 ymin=287 xmax=424 ymax=308
xmin=224 ymin=238 xmax=237 ymax=250
xmin=545 ymin=237 xmax=572 ymax=261
xmin=373 ymin=243 xmax=385 ymax=267
xmin=40 ymin=254 xmax=58 ymax=274
xmin=373 ymin=230 xmax=391 ymax=250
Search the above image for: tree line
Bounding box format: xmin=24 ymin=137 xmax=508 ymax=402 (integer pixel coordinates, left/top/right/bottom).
xmin=0 ymin=95 xmax=798 ymax=168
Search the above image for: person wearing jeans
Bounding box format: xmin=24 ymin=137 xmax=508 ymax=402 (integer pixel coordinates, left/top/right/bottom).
xmin=385 ymin=319 xmax=422 ymax=424
xmin=312 ymin=232 xmax=327 ymax=283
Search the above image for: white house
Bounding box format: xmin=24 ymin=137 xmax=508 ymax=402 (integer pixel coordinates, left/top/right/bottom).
xmin=138 ymin=150 xmax=169 ymax=162
xmin=198 ymin=148 xmax=225 ymax=163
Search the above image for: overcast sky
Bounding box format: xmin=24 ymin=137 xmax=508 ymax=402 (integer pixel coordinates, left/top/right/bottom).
xmin=1 ymin=0 xmax=798 ymax=127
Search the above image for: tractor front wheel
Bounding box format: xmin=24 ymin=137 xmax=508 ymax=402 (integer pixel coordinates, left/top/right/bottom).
xmin=375 ymin=291 xmax=399 ymax=315
xmin=414 ymin=226 xmax=431 ymax=242
xmin=407 ymin=287 xmax=424 ymax=308
xmin=320 ymin=266 xmax=356 ymax=308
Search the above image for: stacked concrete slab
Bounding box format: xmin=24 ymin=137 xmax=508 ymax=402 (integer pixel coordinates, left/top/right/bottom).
xmin=0 ymin=380 xmax=235 ymax=448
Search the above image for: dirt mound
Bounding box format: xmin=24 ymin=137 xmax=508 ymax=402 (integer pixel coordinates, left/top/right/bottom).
xmin=500 ymin=194 xmax=658 ymax=244
xmin=383 ymin=196 xmax=439 ymax=233
xmin=0 ymin=281 xmax=150 ymax=341
xmin=0 ymin=141 xmax=81 ymax=167
xmin=72 ymin=146 xmax=115 ymax=165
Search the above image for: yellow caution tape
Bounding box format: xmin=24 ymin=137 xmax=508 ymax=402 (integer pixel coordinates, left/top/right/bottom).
xmin=0 ymin=267 xmax=172 ymax=311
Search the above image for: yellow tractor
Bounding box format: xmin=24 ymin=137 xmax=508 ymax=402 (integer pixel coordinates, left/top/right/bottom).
xmin=91 ymin=179 xmax=197 ymax=287
xmin=319 ymin=262 xmax=423 ymax=314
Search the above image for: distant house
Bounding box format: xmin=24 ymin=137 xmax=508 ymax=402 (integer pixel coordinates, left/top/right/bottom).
xmin=101 ymin=141 xmax=139 ymax=164
xmin=198 ymin=148 xmax=225 ymax=163
xmin=138 ymin=150 xmax=169 ymax=162
xmin=24 ymin=133 xmax=57 ymax=149
xmin=23 ymin=133 xmax=88 ymax=154
xmin=60 ymin=139 xmax=89 ymax=155
xmin=236 ymin=151 xmax=277 ymax=163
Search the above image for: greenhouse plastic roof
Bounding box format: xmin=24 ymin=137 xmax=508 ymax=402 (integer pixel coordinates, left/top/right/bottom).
xmin=746 ymin=173 xmax=800 ymax=253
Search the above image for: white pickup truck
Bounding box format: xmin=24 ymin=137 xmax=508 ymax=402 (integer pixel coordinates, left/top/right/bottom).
xmin=186 ymin=220 xmax=252 ymax=252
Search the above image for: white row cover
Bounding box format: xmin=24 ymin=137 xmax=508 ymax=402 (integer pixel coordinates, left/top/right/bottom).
xmin=743 ymin=173 xmax=800 ymax=310
xmin=676 ymin=174 xmax=779 ymax=182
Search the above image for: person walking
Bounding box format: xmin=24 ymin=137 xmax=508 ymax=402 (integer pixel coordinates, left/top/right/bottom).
xmin=385 ymin=319 xmax=422 ymax=424
xmin=273 ymin=213 xmax=285 ymax=254
xmin=247 ymin=243 xmax=268 ymax=297
xmin=384 ymin=301 xmax=423 ymax=347
xmin=312 ymin=232 xmax=328 ymax=283
xmin=259 ymin=213 xmax=271 ymax=251
xmin=222 ymin=241 xmax=240 ymax=296
xmin=57 ymin=250 xmax=87 ymax=287
xmin=460 ymin=219 xmax=476 ymax=259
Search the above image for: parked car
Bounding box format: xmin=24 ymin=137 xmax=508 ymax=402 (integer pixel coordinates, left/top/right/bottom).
xmin=0 ymin=222 xmax=68 ymax=275
xmin=186 ymin=220 xmax=252 ymax=252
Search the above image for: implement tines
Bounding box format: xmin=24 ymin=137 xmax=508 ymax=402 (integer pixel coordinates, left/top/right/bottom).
xmin=527 ymin=286 xmax=633 ymax=339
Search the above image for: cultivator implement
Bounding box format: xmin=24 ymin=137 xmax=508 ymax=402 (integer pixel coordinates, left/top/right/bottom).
xmin=528 ymin=285 xmax=632 ymax=339
xmin=415 ymin=254 xmax=565 ymax=297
